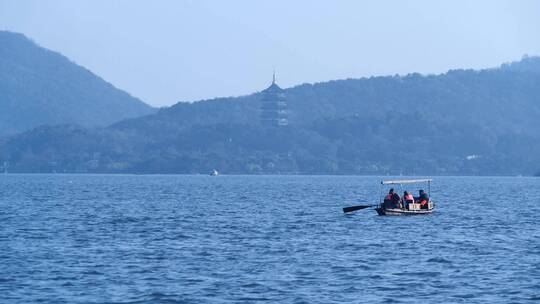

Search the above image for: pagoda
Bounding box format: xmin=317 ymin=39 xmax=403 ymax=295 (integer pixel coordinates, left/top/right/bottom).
xmin=260 ymin=73 xmax=287 ymax=127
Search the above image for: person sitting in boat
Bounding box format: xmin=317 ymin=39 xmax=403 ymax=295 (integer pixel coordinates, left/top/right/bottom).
xmin=416 ymin=190 xmax=430 ymax=209
xmin=402 ymin=191 xmax=414 ymax=209
xmin=384 ymin=188 xmax=401 ymax=209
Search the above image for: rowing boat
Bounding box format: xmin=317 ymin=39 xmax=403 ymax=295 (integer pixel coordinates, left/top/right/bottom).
xmin=342 ymin=178 xmax=436 ymax=215
xmin=375 ymin=179 xmax=435 ymax=216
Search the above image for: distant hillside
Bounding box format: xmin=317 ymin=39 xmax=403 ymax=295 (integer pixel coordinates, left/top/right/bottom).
xmin=2 ymin=56 xmax=540 ymax=175
xmin=0 ymin=31 xmax=154 ymax=136
xmin=116 ymin=56 xmax=540 ymax=135
xmin=501 ymin=55 xmax=540 ymax=73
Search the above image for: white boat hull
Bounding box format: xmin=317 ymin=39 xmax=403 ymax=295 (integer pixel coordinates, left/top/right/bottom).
xmin=376 ymin=202 xmax=435 ymax=216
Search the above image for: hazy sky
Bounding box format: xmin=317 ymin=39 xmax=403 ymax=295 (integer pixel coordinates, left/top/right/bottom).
xmin=1 ymin=0 xmax=539 ymax=106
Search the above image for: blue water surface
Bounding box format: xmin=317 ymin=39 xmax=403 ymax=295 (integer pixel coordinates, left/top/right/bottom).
xmin=0 ymin=174 xmax=539 ymax=303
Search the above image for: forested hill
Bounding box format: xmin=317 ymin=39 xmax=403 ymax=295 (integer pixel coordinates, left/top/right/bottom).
xmin=0 ymin=31 xmax=154 ymax=136
xmin=2 ymin=56 xmax=540 ymax=175
xmin=116 ymin=56 xmax=540 ymax=134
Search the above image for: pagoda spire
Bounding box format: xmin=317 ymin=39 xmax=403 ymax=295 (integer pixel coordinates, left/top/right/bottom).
xmin=260 ymin=70 xmax=287 ymax=127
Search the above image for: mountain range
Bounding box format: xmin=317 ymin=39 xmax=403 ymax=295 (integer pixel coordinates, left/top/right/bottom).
xmin=0 ymin=31 xmax=154 ymax=137
xmin=1 ymin=31 xmax=540 ymax=175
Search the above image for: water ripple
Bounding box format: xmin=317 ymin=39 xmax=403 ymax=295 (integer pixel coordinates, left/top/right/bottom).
xmin=0 ymin=174 xmax=539 ymax=303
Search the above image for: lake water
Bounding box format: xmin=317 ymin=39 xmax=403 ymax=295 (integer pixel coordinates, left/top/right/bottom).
xmin=1 ymin=174 xmax=539 ymax=303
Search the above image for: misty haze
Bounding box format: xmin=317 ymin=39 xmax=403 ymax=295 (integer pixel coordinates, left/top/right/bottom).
xmin=1 ymin=1 xmax=539 ymax=303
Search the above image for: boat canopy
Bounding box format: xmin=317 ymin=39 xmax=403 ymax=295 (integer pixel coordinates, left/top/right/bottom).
xmin=381 ymin=179 xmax=432 ymax=185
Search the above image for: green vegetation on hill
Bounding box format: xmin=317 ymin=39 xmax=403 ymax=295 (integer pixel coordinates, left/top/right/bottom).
xmin=0 ymin=31 xmax=154 ymax=137
xmin=2 ymin=56 xmax=540 ymax=175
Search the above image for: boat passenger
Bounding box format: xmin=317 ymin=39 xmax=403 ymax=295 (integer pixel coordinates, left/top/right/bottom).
xmin=416 ymin=190 xmax=430 ymax=209
xmin=402 ymin=191 xmax=414 ymax=209
xmin=383 ymin=189 xmax=394 ymax=209
xmin=384 ymin=188 xmax=401 ymax=209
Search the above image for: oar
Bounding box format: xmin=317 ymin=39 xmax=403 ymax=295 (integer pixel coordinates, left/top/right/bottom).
xmin=342 ymin=205 xmax=375 ymax=213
